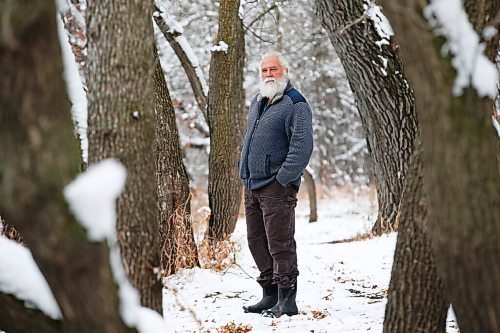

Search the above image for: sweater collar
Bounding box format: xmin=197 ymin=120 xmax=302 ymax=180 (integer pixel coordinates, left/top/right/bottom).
xmin=257 ymin=80 xmax=293 ymax=105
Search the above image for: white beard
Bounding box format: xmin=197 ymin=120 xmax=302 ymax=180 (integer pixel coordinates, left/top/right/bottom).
xmin=258 ymin=76 xmax=288 ymax=100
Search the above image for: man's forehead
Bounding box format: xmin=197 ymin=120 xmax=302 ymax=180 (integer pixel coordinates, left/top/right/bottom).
xmin=261 ymin=56 xmax=281 ymax=68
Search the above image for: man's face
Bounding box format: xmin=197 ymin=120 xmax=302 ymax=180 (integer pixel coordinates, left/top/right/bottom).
xmin=260 ymin=56 xmax=287 ymax=83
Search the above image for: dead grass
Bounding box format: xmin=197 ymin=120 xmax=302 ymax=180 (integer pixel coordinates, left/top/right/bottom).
xmin=326 ymin=232 xmax=375 ymax=244
xmin=198 ymin=236 xmax=240 ymax=272
xmin=202 ymin=321 xmax=252 ymax=333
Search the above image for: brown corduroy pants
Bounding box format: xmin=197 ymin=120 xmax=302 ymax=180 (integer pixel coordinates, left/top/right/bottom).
xmin=244 ymin=180 xmax=299 ymax=289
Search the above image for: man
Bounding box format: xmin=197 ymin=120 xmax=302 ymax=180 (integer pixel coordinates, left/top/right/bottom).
xmin=238 ymin=51 xmax=313 ymax=318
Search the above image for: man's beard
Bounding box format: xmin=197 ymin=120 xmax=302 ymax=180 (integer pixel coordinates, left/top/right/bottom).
xmin=258 ymin=76 xmax=288 ymax=100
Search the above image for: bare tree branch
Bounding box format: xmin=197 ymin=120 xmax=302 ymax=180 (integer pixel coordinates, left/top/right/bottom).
xmin=153 ymin=9 xmax=208 ymax=121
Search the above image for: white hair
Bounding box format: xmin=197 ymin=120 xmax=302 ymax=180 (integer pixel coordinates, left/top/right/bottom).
xmin=259 ymin=51 xmax=290 ymax=76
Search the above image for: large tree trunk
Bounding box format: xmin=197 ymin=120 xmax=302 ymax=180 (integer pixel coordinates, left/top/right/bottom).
xmin=154 ymin=49 xmax=199 ymax=276
xmin=86 ymin=0 xmax=162 ymax=312
xmin=316 ymin=1 xmax=449 ymax=330
xmin=381 ymin=1 xmax=500 ymax=331
xmin=206 ymin=0 xmax=246 ymax=240
xmin=383 ymin=140 xmax=449 ymax=332
xmin=0 ymin=1 xmax=129 ymax=331
xmin=316 ymin=0 xmax=418 ymax=235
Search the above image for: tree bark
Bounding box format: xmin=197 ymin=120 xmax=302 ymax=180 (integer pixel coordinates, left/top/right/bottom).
xmin=0 ymin=220 xmax=24 ymax=244
xmin=86 ymin=0 xmax=162 ymax=313
xmin=0 ymin=293 xmax=61 ymax=333
xmin=154 ymin=48 xmax=199 ymax=276
xmin=153 ymin=10 xmax=208 ymax=118
xmin=206 ymin=0 xmax=246 ymax=240
xmin=316 ymin=0 xmax=418 ymax=235
xmin=303 ymin=169 xmax=318 ymax=223
xmin=381 ymin=1 xmax=500 ymax=331
xmin=0 ymin=1 xmax=130 ymax=331
xmin=316 ymin=1 xmax=449 ymax=331
xmin=383 ymin=140 xmax=449 ymax=332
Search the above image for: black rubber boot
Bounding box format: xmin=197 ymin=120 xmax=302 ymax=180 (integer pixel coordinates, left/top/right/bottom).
xmin=262 ymin=283 xmax=298 ymax=318
xmin=243 ymin=283 xmax=278 ymax=313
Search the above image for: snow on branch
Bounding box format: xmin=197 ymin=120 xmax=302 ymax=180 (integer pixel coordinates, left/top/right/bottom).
xmin=64 ymin=159 xmax=169 ymax=332
xmin=211 ymin=41 xmax=229 ymax=53
xmin=0 ymin=237 xmax=62 ymax=320
xmin=424 ymin=0 xmax=498 ymax=99
xmin=153 ymin=7 xmax=209 ymax=120
xmin=364 ymin=1 xmax=394 ymax=48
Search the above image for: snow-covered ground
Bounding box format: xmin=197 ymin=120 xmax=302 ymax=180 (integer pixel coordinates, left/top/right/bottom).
xmin=163 ymin=189 xmax=460 ymax=333
xmin=0 ymin=187 xmax=459 ymax=332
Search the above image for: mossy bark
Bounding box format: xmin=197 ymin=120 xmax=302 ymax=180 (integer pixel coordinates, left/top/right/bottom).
xmin=381 ymin=0 xmax=500 ymax=331
xmin=0 ymin=0 xmax=131 ymax=331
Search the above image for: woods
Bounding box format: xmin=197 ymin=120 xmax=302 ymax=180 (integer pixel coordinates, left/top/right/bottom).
xmin=1 ymin=0 xmax=498 ymax=332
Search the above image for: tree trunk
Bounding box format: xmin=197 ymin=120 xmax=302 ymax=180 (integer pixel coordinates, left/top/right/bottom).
xmin=153 ymin=10 xmax=208 ymax=118
xmin=0 ymin=220 xmax=24 ymax=244
xmin=0 ymin=1 xmax=130 ymax=331
xmin=154 ymin=49 xmax=199 ymax=276
xmin=206 ymin=0 xmax=246 ymax=240
xmin=381 ymin=1 xmax=500 ymax=331
xmin=316 ymin=0 xmax=418 ymax=235
xmin=383 ymin=139 xmax=449 ymax=332
xmin=86 ymin=0 xmax=162 ymax=313
xmin=304 ymin=168 xmax=318 ymax=223
xmin=316 ymin=1 xmax=449 ymax=330
xmin=0 ymin=293 xmax=61 ymax=333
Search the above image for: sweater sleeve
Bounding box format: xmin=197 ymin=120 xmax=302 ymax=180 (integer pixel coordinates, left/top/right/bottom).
xmin=275 ymin=102 xmax=313 ymax=186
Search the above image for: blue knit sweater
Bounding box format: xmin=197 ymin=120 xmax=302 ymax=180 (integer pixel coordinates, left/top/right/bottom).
xmin=239 ymin=81 xmax=313 ymax=190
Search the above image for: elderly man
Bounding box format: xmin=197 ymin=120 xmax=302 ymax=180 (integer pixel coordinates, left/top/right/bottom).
xmin=238 ymin=51 xmax=313 ymax=318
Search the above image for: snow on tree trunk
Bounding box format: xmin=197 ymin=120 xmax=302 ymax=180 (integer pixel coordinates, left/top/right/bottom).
xmin=381 ymin=0 xmax=500 ymax=331
xmin=0 ymin=0 xmax=130 ymax=330
xmin=316 ymin=0 xmax=418 ymax=235
xmin=316 ymin=1 xmax=449 ymax=330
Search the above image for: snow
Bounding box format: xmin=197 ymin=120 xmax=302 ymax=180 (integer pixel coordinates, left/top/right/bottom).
xmin=493 ymin=116 xmax=500 ymax=137
xmin=1 ymin=184 xmax=460 ymax=331
xmin=162 ymin=191 xmax=460 ymax=332
xmin=0 ymin=237 xmax=62 ymax=320
xmin=64 ymin=158 xmax=127 ymax=241
xmin=64 ymin=158 xmax=169 ymax=332
xmin=424 ymin=0 xmax=498 ymax=99
xmin=154 ymin=5 xmax=210 ymax=97
xmin=57 ymin=13 xmax=88 ymax=163
xmin=211 ymin=41 xmax=229 ymax=53
xmin=364 ymin=1 xmax=394 ymax=48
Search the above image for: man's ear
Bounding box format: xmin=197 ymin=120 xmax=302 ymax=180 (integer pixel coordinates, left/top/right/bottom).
xmin=284 ymin=68 xmax=289 ymax=75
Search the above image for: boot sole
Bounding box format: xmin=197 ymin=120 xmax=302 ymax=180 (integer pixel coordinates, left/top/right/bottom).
xmin=243 ymin=306 xmax=272 ymax=314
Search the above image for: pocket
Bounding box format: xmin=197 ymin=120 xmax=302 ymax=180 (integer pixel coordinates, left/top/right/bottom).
xmin=285 ymin=186 xmax=298 ymax=207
